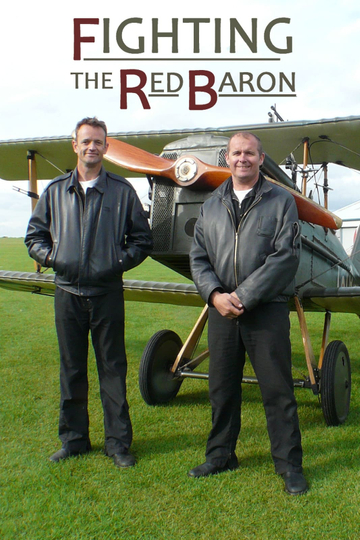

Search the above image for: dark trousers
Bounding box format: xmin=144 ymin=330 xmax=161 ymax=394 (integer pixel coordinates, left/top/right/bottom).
xmin=206 ymin=302 xmax=303 ymax=474
xmin=54 ymin=287 xmax=132 ymax=456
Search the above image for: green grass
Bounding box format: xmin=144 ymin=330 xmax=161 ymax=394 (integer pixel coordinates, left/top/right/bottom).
xmin=1 ymin=238 xmax=360 ymax=539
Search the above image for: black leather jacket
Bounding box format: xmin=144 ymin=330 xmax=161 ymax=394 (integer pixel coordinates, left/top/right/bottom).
xmin=25 ymin=167 xmax=153 ymax=296
xmin=190 ymin=173 xmax=300 ymax=311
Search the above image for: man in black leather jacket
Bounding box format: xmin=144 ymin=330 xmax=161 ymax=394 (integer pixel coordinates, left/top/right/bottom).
xmin=25 ymin=117 xmax=153 ymax=468
xmin=188 ymin=132 xmax=308 ymax=495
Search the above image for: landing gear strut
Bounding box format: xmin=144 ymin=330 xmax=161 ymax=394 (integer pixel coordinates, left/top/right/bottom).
xmin=295 ymin=297 xmax=351 ymax=426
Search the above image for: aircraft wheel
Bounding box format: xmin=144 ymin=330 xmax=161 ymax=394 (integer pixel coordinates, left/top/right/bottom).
xmin=139 ymin=330 xmax=183 ymax=405
xmin=321 ymin=340 xmax=351 ymax=426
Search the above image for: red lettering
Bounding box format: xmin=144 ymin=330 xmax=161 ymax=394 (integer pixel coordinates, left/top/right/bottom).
xmin=189 ymin=70 xmax=217 ymax=110
xmin=73 ymin=19 xmax=99 ymax=61
xmin=120 ymin=70 xmax=151 ymax=110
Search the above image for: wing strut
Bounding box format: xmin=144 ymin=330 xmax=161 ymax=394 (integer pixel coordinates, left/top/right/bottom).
xmin=301 ymin=138 xmax=309 ymax=197
xmin=27 ymin=150 xmax=41 ymax=272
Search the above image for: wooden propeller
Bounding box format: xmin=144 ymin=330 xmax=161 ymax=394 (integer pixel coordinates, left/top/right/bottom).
xmin=105 ymin=137 xmax=230 ymax=190
xmin=104 ymin=137 xmax=342 ymax=230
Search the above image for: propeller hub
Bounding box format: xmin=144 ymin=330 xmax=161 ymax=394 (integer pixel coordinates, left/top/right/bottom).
xmin=175 ymin=157 xmax=198 ymax=183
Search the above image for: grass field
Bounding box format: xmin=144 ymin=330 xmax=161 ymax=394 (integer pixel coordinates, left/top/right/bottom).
xmin=1 ymin=237 xmax=360 ymax=539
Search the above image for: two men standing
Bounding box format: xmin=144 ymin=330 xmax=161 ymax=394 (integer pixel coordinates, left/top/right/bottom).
xmin=25 ymin=120 xmax=307 ymax=495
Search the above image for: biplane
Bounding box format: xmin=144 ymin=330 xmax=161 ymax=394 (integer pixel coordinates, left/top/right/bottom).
xmin=1 ymin=114 xmax=360 ymax=427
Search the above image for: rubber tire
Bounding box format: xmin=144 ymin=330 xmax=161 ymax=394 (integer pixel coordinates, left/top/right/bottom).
xmin=139 ymin=330 xmax=183 ymax=405
xmin=321 ymin=340 xmax=351 ymax=426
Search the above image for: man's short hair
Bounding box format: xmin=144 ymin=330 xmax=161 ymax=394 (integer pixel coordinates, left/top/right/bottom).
xmin=74 ymin=117 xmax=107 ymax=141
xmin=227 ymin=132 xmax=263 ymax=156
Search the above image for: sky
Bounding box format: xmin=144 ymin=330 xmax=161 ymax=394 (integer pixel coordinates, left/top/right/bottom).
xmin=0 ymin=0 xmax=359 ymax=236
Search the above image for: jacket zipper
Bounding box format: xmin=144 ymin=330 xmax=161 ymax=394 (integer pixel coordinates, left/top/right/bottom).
xmin=74 ymin=187 xmax=85 ymax=292
xmin=222 ymin=195 xmax=262 ymax=289
xmin=220 ymin=197 xmax=239 ymax=289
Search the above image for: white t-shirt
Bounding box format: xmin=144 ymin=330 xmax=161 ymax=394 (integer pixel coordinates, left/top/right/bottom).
xmin=233 ymin=188 xmax=252 ymax=205
xmin=79 ymin=176 xmax=99 ymax=193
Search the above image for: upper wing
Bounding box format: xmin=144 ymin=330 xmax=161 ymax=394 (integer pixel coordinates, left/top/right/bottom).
xmin=1 ymin=115 xmax=360 ymax=181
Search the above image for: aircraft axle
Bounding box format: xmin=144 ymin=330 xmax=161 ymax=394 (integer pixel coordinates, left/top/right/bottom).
xmin=177 ymin=369 xmax=310 ymax=388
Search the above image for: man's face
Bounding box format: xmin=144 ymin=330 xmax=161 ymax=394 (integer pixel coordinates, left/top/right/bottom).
xmin=72 ymin=124 xmax=109 ymax=168
xmin=225 ymin=134 xmax=265 ymax=189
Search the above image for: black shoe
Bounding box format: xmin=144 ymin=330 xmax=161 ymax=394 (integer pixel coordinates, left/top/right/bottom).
xmin=188 ymin=455 xmax=238 ymax=478
xmin=49 ymin=447 xmax=89 ymax=462
xmin=112 ymin=452 xmax=136 ymax=468
xmin=282 ymin=472 xmax=308 ymax=495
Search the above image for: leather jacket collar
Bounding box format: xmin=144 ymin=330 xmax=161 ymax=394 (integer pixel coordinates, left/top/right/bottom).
xmin=68 ymin=166 xmax=107 ymax=194
xmin=215 ymin=171 xmax=271 ymax=203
